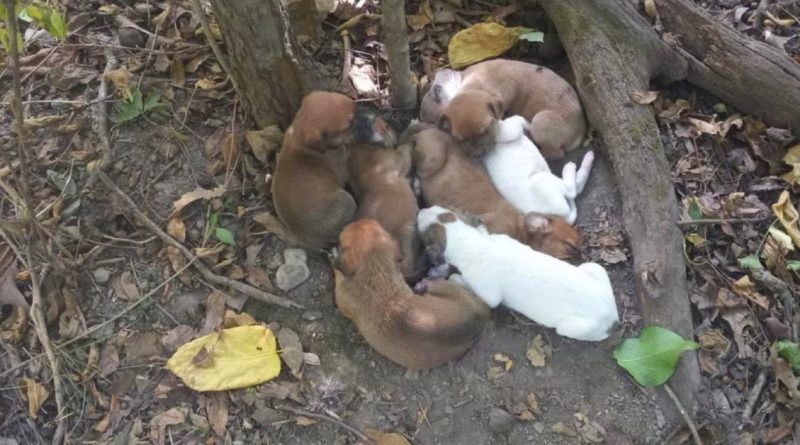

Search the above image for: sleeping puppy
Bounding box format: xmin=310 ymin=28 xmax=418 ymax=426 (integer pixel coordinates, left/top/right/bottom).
xmin=417 ymin=206 xmax=619 ymax=342
xmin=333 ymin=219 xmax=490 ymax=369
xmin=483 ymin=115 xmax=595 ymax=225
xmin=419 ymin=69 xmax=463 ymax=124
xmin=433 ymin=59 xmax=586 ymax=160
xmin=271 ymin=91 xmax=397 ymax=249
xmin=347 ymin=143 xmax=429 ymax=283
xmin=412 ymin=127 xmax=582 ymax=261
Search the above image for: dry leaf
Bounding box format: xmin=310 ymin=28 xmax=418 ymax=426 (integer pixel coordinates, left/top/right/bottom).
xmin=149 ymin=407 xmax=187 ymax=445
xmin=722 ymin=308 xmax=757 ymax=359
xmin=526 ymin=335 xmax=547 ymax=367
xmin=0 ymin=250 xmax=29 ymax=308
xmin=253 ymin=211 xmax=299 ymax=244
xmin=94 ymin=394 xmax=119 ymax=433
xmin=202 ymin=291 xmax=227 ymax=335
xmin=0 ymin=305 xmax=27 ymax=343
xmin=364 ymin=429 xmax=413 ymax=445
xmin=171 ymin=59 xmax=186 ymax=88
xmin=630 ymin=90 xmax=659 ymax=104
xmin=494 ymin=353 xmax=513 ymax=371
xmin=223 ymin=310 xmax=257 ymax=328
xmin=733 ymin=275 xmax=770 ymax=310
xmin=295 ymin=416 xmax=318 ymax=426
xmin=245 ymin=267 xmax=273 ymax=290
xmin=112 ymin=271 xmax=139 ymax=301
xmin=204 ymin=392 xmax=229 ymax=437
xmin=245 ymin=126 xmax=282 ymax=164
xmin=17 ymin=377 xmax=49 ymax=419
xmin=104 ymin=66 xmax=133 ymax=99
xmin=448 ymin=23 xmax=530 ymax=69
xmin=644 ymin=0 xmax=657 ymax=19
xmin=772 ymin=190 xmax=800 ymax=248
xmin=164 ymin=325 xmax=281 ymax=392
xmin=278 ymin=328 xmax=304 ymax=378
xmin=169 ymin=185 xmax=226 ymax=219
xmin=167 ymin=217 xmax=186 ymax=242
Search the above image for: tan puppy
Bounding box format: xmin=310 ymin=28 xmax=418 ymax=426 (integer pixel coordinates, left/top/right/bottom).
xmin=413 ymin=127 xmax=582 ymax=260
xmin=271 ymin=91 xmax=396 ymax=249
xmin=333 ymin=219 xmax=490 ymax=369
xmin=436 ymin=59 xmax=586 ymax=160
xmin=347 ymin=143 xmax=428 ymax=283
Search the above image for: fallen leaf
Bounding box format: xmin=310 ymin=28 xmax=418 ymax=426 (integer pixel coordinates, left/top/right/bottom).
xmin=629 ymin=90 xmax=659 ymax=105
xmin=348 ymin=64 xmax=379 ymax=98
xmin=716 ymin=287 xmax=745 ymax=309
xmin=171 ymin=59 xmax=186 ymax=88
xmin=169 ymin=185 xmax=226 ymax=219
xmin=644 ymin=0 xmax=657 ymax=19
xmin=0 ymin=305 xmax=28 ymax=343
xmin=201 ymin=291 xmax=227 ymax=335
xmin=162 ymin=325 xmax=198 ymax=354
xmin=245 ymin=267 xmax=273 ymax=290
xmin=737 ymin=254 xmax=764 ymax=270
xmin=364 ymin=429 xmax=412 ymax=445
xmin=253 ymin=211 xmax=299 ymax=244
xmin=204 ymin=392 xmax=229 ymax=437
xmin=0 ymin=248 xmax=29 ymax=307
xmin=772 ymin=344 xmax=800 ymax=408
xmin=16 ymin=377 xmax=49 ymax=419
xmin=149 ymin=407 xmax=187 ymax=445
xmin=164 ymin=325 xmax=281 ymax=392
xmin=223 ymin=310 xmax=257 ymax=328
xmin=769 ymin=227 xmax=796 ymax=251
xmin=112 ymin=271 xmax=139 ymax=301
xmin=406 ymin=14 xmax=431 ymax=31
xmin=46 ymin=65 xmax=98 ymax=90
xmin=94 ymin=394 xmax=119 ymax=433
xmin=486 ymin=365 xmax=506 ymax=380
xmin=722 ymin=308 xmax=757 ymax=359
xmin=494 ymin=352 xmax=513 ymax=371
xmin=278 ymin=328 xmax=304 ymax=378
xmin=104 ymin=66 xmax=133 ymax=99
xmin=732 ymin=275 xmax=770 ymax=310
xmin=303 ymin=352 xmax=321 ymax=366
xmin=448 ymin=23 xmax=533 ymax=69
xmin=772 ymin=190 xmax=800 ymax=249
xmin=776 ymin=340 xmax=800 ymax=371
xmin=167 ymin=217 xmax=186 ymax=242
xmin=552 ymin=421 xmax=578 ymax=437
xmin=295 ymin=416 xmax=318 ymax=426
xmin=245 ymin=126 xmax=282 ymax=164
xmin=599 ymin=248 xmax=627 ymax=264
xmin=613 ymin=325 xmax=698 ymax=386
xmin=99 ymin=343 xmax=120 ymax=378
xmin=684 ymin=233 xmax=705 ymax=247
xmin=526 ymin=335 xmax=547 ymax=367
xmin=697 ymin=329 xmax=731 ymax=375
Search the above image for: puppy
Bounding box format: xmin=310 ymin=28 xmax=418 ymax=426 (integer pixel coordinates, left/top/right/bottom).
xmin=419 ymin=69 xmax=463 ymax=124
xmin=434 ymin=59 xmax=586 ymax=160
xmin=271 ymin=91 xmax=397 ymax=249
xmin=333 ymin=219 xmax=490 ymax=369
xmin=417 ymin=206 xmax=619 ymax=342
xmin=412 ymin=127 xmax=582 ymax=260
xmin=483 ymin=115 xmax=594 ymax=225
xmin=347 ymin=143 xmax=428 ymax=283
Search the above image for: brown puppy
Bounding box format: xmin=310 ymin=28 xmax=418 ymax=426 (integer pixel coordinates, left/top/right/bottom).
xmin=437 ymin=59 xmax=586 ymax=160
xmin=271 ymin=91 xmax=396 ymax=249
xmin=333 ymin=219 xmax=490 ymax=369
xmin=347 ymin=143 xmax=428 ymax=283
xmin=413 ymin=127 xmax=582 ymax=260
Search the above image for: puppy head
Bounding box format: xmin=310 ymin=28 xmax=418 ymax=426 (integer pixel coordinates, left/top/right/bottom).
xmin=438 ymin=91 xmax=502 ymax=158
xmin=417 ymin=206 xmax=456 ymax=265
xmin=292 ymin=91 xmax=397 ymax=151
xmin=523 ymin=213 xmax=583 ymax=260
xmin=334 ymin=219 xmax=402 ymax=276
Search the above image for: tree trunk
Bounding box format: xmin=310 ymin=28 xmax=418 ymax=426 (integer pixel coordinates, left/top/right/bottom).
xmin=382 ymin=0 xmax=417 ymax=109
xmin=538 ymin=0 xmax=701 ymax=416
xmin=210 ymin=0 xmax=312 ymax=129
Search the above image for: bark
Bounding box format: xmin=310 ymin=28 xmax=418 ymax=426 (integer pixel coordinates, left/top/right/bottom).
xmin=538 ymin=0 xmax=702 ymax=416
xmin=382 ymin=0 xmax=417 ymax=109
xmin=210 ymin=0 xmax=312 ymax=129
xmin=657 ymin=0 xmax=800 ymax=133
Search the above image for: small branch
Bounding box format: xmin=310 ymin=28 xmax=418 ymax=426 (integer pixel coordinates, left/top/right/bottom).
xmin=4 ymin=0 xmax=31 ymax=210
xmin=664 ymin=384 xmax=703 ymax=445
xmin=276 ymin=405 xmax=375 ymax=445
xmin=381 ymin=0 xmax=417 ymax=108
xmin=751 ymin=268 xmax=796 ymax=342
xmin=337 ymin=30 xmax=352 ymax=91
xmin=677 ymin=217 xmax=767 ymax=226
xmin=741 ymin=372 xmax=767 ymax=422
xmin=189 ymin=0 xmax=241 ymax=97
xmin=83 ymin=47 xmax=118 ymax=192
xmin=96 ymin=171 xmax=302 ymax=309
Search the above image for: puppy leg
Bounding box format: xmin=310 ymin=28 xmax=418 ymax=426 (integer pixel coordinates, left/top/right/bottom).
xmin=560 ymin=161 xmax=578 ymax=199
xmin=396 ymin=143 xmax=414 ymax=177
xmin=575 ymin=151 xmax=595 ymax=195
xmin=313 ymin=189 xmax=357 ymax=248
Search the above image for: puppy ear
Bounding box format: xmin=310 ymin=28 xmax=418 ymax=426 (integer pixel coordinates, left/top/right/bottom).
xmin=525 ymin=213 xmax=552 ymax=235
xmin=488 ymin=98 xmax=504 ymax=119
xmin=332 ymin=251 xmax=357 ymax=277
xmin=433 ymin=84 xmax=444 ymax=103
xmin=437 ymin=115 xmax=451 ymax=133
xmin=421 ymin=224 xmax=447 ymax=265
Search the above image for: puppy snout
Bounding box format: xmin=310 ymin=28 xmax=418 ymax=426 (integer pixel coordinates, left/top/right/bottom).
xmin=352 ymin=107 xmax=397 ymax=147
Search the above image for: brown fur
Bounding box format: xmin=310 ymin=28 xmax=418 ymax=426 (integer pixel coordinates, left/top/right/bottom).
xmin=347 ymin=143 xmax=429 ymax=283
xmin=333 ymin=219 xmax=490 ymax=369
xmin=438 ymin=59 xmax=586 ymax=160
xmin=271 ymin=91 xmax=396 ymax=249
xmin=413 ymin=128 xmax=582 ymax=260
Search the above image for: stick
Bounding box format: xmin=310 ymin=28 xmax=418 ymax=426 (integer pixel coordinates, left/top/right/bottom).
xmin=741 ymin=372 xmax=767 ymax=422
xmin=676 ymin=217 xmax=767 ymax=226
xmin=276 ymin=405 xmax=375 ymax=444
xmin=188 ymin=0 xmax=241 ymax=96
xmin=96 ymin=171 xmax=302 ymax=309
xmin=4 ymin=0 xmax=31 ymax=209
xmin=751 ymin=269 xmax=796 ymax=341
xmin=664 ymin=384 xmax=703 ymax=445
xmin=83 ymin=47 xmax=118 ymax=192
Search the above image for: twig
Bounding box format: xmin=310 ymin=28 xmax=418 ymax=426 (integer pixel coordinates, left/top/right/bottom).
xmin=276 ymin=405 xmax=375 ymax=444
xmin=337 ymin=31 xmax=352 ymax=91
xmin=4 ymin=0 xmax=31 ymax=209
xmin=664 ymin=384 xmax=703 ymax=445
xmin=96 ymin=171 xmax=301 ymax=309
xmin=751 ymin=268 xmax=796 ymax=341
xmin=83 ymin=47 xmax=118 ymax=192
xmin=188 ymin=0 xmax=240 ymax=96
xmin=741 ymin=372 xmax=767 ymax=422
xmin=677 ymin=217 xmax=767 ymax=226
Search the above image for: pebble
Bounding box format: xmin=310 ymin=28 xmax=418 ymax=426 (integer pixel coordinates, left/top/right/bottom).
xmin=533 ymin=422 xmax=545 ymax=433
xmin=275 ymin=248 xmax=310 ymax=291
xmin=488 ymin=408 xmax=515 ymax=434
xmin=93 ymin=268 xmax=111 ymax=284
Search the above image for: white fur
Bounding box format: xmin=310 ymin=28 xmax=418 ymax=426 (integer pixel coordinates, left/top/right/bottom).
xmin=483 ymin=116 xmax=594 ymax=225
xmin=432 ymin=69 xmax=463 ymax=103
xmin=418 ymin=206 xmax=619 ymax=341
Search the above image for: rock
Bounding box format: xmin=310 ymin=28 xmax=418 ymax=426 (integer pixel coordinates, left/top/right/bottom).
xmin=488 ymin=408 xmax=515 ymax=434
xmin=118 ymin=27 xmax=145 ymax=48
xmin=93 ymin=268 xmax=111 ymax=284
xmin=275 ymin=249 xmax=310 ymax=291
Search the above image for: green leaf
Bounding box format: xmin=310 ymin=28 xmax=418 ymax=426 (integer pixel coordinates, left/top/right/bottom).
xmin=111 ymin=102 xmax=142 ymax=124
xmin=519 ymin=31 xmax=544 ymax=43
xmin=209 ymin=212 xmax=219 ymax=228
xmin=688 ymin=198 xmax=702 ymax=220
xmin=737 ymin=255 xmax=764 ymax=270
xmin=18 ymin=4 xmax=45 ymax=23
xmin=142 ymin=91 xmax=165 ymax=113
xmin=0 ymin=28 xmax=24 ymax=53
xmin=215 ymin=227 xmax=236 ymax=246
xmin=613 ymin=325 xmax=699 ymax=386
xmin=787 ymin=260 xmax=800 ymax=271
xmin=130 ymin=88 xmax=143 ymax=112
xmin=44 ymin=9 xmax=66 ymax=40
xmin=777 ymin=340 xmax=800 ymax=371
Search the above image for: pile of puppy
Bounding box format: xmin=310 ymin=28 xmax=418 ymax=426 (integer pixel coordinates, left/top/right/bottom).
xmin=271 ymin=59 xmax=620 ymax=370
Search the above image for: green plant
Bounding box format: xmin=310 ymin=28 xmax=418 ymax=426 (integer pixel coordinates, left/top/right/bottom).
xmin=207 ymin=211 xmax=236 ymax=247
xmin=613 ymin=325 xmax=698 ymax=386
xmin=111 ymin=88 xmax=167 ymax=125
xmin=0 ymin=1 xmax=66 ymax=51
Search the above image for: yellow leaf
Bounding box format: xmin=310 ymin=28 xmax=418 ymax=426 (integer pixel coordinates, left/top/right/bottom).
xmin=768 ymin=226 xmax=795 ymax=251
xmin=526 ymin=335 xmax=546 ymax=367
xmin=17 ymin=377 xmax=49 ymax=419
xmin=167 ymin=217 xmax=186 ymax=242
xmin=448 ymin=23 xmax=529 ymax=69
xmin=783 ymin=144 xmax=800 ymax=165
xmin=295 ymin=416 xmax=318 ymax=426
xmin=772 ymin=190 xmax=800 ymax=249
xmin=165 ymin=325 xmax=281 ymax=392
xmin=685 ymin=233 xmax=706 ymax=247
xmin=364 ymin=429 xmax=413 ymax=445
xmin=103 ymin=67 xmax=132 ymax=100
xmin=644 ymin=0 xmax=657 ymax=19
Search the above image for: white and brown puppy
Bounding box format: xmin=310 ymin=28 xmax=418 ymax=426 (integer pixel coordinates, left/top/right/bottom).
xmin=431 ymin=59 xmax=586 ymax=160
xmin=412 ymin=127 xmax=582 ymax=261
xmin=333 ymin=219 xmax=490 ymax=369
xmin=347 ymin=143 xmax=428 ymax=283
xmin=483 ymin=115 xmax=594 ymax=225
xmin=417 ymin=206 xmax=619 ymax=342
xmin=419 ymin=69 xmax=463 ymax=124
xmin=271 ymin=91 xmax=396 ymax=249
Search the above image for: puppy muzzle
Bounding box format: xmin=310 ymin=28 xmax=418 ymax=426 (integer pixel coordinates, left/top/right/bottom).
xmin=352 ymin=106 xmax=397 ymax=147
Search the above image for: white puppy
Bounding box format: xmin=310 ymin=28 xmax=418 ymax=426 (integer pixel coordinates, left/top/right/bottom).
xmin=417 ymin=205 xmax=619 ymax=341
xmin=482 ymin=115 xmax=594 ymax=225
